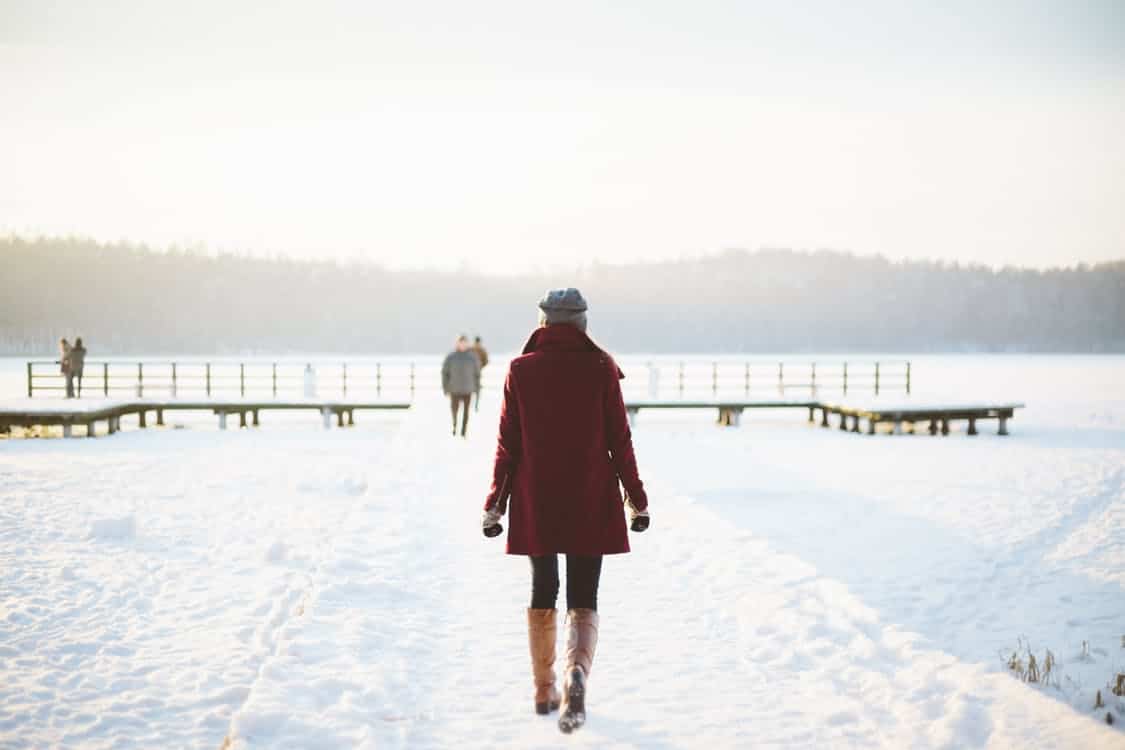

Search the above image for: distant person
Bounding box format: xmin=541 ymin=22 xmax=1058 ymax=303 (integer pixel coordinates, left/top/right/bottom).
xmin=480 ymin=288 xmax=650 ymax=734
xmin=471 ymin=335 xmax=489 ymax=411
xmin=70 ymin=338 xmax=87 ymax=398
xmin=58 ymin=338 xmax=74 ymax=398
xmin=442 ymin=335 xmax=481 ymax=437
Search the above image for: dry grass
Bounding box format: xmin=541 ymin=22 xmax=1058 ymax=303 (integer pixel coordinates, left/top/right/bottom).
xmin=1003 ymin=637 xmax=1059 ymax=689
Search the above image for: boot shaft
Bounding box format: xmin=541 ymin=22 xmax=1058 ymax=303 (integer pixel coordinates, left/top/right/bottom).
xmin=527 ymin=608 xmax=561 ymax=713
xmin=564 ymin=608 xmax=599 ymax=677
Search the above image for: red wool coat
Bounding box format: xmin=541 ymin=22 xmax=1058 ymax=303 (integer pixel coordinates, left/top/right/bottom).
xmin=484 ymin=325 xmax=649 ymax=556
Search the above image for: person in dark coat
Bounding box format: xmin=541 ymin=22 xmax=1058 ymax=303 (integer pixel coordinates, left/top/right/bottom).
xmin=442 ymin=335 xmax=481 ymax=436
xmin=70 ymin=338 xmax=87 ymax=398
xmin=481 ymin=288 xmax=650 ymax=734
xmin=471 ymin=336 xmax=489 ymax=411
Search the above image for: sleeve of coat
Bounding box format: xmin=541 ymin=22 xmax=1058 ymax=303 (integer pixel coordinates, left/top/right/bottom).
xmin=604 ymin=361 xmax=648 ymax=511
xmin=441 ymin=355 xmax=451 ymax=394
xmin=484 ymin=364 xmax=521 ymax=511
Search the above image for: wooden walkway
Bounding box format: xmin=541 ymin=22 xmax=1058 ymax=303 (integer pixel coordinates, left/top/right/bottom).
xmin=3 ymin=398 xmax=1023 ymax=439
xmin=625 ymin=400 xmax=1025 ymax=435
xmin=0 ymin=400 xmax=410 ymax=438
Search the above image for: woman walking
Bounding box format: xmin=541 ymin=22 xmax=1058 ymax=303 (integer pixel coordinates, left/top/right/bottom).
xmin=481 ymin=288 xmax=650 ymax=734
xmin=58 ymin=338 xmax=73 ymax=398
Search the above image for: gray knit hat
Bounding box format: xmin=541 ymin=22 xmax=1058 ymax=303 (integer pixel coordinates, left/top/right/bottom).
xmin=538 ymin=287 xmax=588 ymax=331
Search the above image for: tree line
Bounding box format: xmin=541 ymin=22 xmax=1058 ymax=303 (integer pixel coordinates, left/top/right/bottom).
xmin=2 ymin=235 xmax=1123 ymax=355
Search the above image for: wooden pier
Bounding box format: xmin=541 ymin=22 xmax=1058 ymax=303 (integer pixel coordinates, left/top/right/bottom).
xmin=624 ymin=399 xmax=1025 ymax=435
xmin=0 ymin=400 xmax=410 ymax=438
xmin=813 ymin=401 xmax=1024 ymax=436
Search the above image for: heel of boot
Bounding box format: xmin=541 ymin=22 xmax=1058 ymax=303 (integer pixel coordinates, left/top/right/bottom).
xmin=535 ymin=688 xmax=561 ymax=715
xmin=558 ymin=667 xmax=586 ymax=733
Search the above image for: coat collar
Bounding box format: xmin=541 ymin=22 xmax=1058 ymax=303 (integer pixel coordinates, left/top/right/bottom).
xmin=520 ymin=325 xmax=625 ymax=379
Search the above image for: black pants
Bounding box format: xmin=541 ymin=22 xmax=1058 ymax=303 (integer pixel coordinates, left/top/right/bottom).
xmin=450 ymin=393 xmax=471 ymax=435
xmin=530 ymin=554 xmax=603 ymax=611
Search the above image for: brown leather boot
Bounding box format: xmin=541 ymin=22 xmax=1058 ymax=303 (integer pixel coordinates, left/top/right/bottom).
xmin=527 ymin=608 xmax=561 ymax=715
xmin=558 ymin=608 xmax=599 ymax=733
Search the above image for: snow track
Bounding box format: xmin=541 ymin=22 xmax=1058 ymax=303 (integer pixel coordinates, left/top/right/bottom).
xmin=2 ymin=389 xmax=1123 ymax=748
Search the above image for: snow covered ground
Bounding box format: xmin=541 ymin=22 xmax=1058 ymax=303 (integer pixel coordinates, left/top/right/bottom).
xmin=2 ymin=356 xmax=1124 ymax=748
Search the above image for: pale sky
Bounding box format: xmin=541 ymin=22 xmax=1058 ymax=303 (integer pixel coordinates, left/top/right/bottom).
xmin=2 ymin=0 xmax=1123 ymax=272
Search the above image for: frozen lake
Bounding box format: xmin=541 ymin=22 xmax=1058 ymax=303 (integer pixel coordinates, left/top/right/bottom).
xmin=1 ymin=354 xmax=1124 ymax=748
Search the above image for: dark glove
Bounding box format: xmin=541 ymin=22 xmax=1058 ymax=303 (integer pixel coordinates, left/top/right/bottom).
xmin=625 ymin=495 xmax=650 ymax=532
xmin=482 ymin=508 xmax=503 ymax=538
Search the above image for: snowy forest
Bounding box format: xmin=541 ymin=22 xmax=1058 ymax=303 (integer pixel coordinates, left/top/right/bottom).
xmin=2 ymin=235 xmax=1123 ymax=355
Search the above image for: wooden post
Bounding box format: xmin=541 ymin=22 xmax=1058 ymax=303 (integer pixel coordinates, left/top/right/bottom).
xmin=26 ymin=362 xmax=32 ymax=398
xmin=137 ymin=363 xmax=144 ymax=397
xmin=86 ymin=421 xmax=96 ymax=438
xmin=377 ymin=363 xmax=382 ymax=397
xmin=843 ymin=362 xmax=848 ymax=396
xmin=711 ymin=362 xmax=718 ymax=398
xmin=967 ymin=417 xmax=978 ymax=436
xmin=821 ymin=407 xmax=830 ymax=428
xmin=839 ymin=412 xmax=848 ymax=431
xmin=63 ymin=424 xmax=72 ymax=438
xmin=206 ymin=363 xmax=212 ymax=397
xmin=139 ymin=409 xmax=147 ymax=428
xmin=253 ymin=409 xmax=260 ymax=427
xmin=941 ymin=418 xmax=950 ymax=436
xmin=905 ymin=361 xmax=911 ymax=395
xmin=336 ymin=409 xmax=344 ymax=428
xmin=867 ymin=418 xmax=876 ymax=435
xmin=157 ymin=409 xmax=164 ymax=426
xmin=929 ymin=419 xmax=938 ymax=435
xmin=272 ymin=363 xmax=278 ymax=397
xmin=342 ymin=363 xmax=348 ymax=398
xmin=239 ymin=363 xmax=245 ymax=398
xmin=874 ymin=362 xmax=881 ymax=396
xmin=171 ymin=362 xmax=178 ymax=398
xmin=103 ymin=362 xmax=109 ymax=396
xmin=851 ymin=415 xmax=860 ymax=433
xmin=998 ymin=415 xmax=1009 ymax=436
xmin=808 ymin=406 xmax=815 ymax=423
xmin=239 ymin=411 xmax=247 ymax=428
xmin=346 ymin=409 xmax=354 ymax=427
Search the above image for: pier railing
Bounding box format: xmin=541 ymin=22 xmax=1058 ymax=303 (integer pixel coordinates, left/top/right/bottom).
xmin=27 ymin=359 xmax=910 ymax=400
xmin=27 ymin=361 xmax=418 ymax=400
xmin=619 ymin=360 xmax=910 ymax=400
